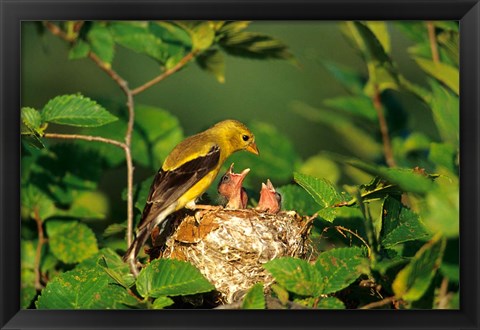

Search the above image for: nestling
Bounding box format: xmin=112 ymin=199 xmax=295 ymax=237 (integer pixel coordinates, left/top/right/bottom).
xmin=256 ymin=179 xmax=282 ymax=214
xmin=217 ymin=163 xmax=250 ymax=209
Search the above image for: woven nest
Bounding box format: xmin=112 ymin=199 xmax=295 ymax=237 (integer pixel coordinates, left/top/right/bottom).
xmin=151 ymin=208 xmax=314 ymax=304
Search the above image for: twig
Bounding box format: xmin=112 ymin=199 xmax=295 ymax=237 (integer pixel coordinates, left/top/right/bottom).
xmin=360 ymin=296 xmax=397 ymax=309
xmin=44 ymin=133 xmax=127 ymax=149
xmin=426 ymin=22 xmax=440 ymax=64
xmin=437 ymin=277 xmax=451 ymax=309
xmin=32 ymin=209 xmax=46 ymax=290
xmin=131 ymin=51 xmax=198 ymax=95
xmin=372 ymin=84 xmax=396 ymax=167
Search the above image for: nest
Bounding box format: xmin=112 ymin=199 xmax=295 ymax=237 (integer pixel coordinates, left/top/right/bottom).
xmin=153 ymin=208 xmax=314 ymax=304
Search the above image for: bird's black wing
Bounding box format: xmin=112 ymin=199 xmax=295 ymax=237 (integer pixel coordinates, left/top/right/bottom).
xmin=137 ymin=145 xmax=221 ymax=231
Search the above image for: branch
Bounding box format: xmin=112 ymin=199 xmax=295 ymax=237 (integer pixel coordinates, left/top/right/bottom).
xmin=426 ymin=21 xmax=440 ymax=64
xmin=131 ymin=51 xmax=198 ymax=95
xmin=33 ymin=209 xmax=46 ymax=290
xmin=322 ymin=225 xmax=372 ymax=258
xmin=360 ymin=296 xmax=397 ymax=309
xmin=44 ymin=133 xmax=127 ymax=150
xmin=372 ymin=85 xmax=396 ymax=167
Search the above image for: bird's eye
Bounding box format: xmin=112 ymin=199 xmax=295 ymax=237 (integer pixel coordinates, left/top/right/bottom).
xmin=275 ymin=192 xmax=282 ymax=203
xmin=221 ymin=175 xmax=230 ymax=183
xmin=242 ymin=135 xmax=250 ymax=142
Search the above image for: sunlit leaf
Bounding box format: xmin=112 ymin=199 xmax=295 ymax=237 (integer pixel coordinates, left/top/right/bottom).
xmin=413 ymin=57 xmax=459 ymax=95
xmin=242 ymin=283 xmax=265 ymax=309
xmin=87 ymin=23 xmax=115 ymax=64
xmin=196 ymin=49 xmax=226 ymax=83
xmin=315 ymin=247 xmax=368 ymax=294
xmin=136 ymin=259 xmax=214 ymax=298
xmin=42 ymin=94 xmax=118 ymax=127
xmin=69 ymin=40 xmax=90 ymax=60
xmin=152 ymin=296 xmax=174 ymax=309
xmin=263 ymin=257 xmax=323 ymax=297
xmin=428 ymin=80 xmax=459 ymax=145
xmin=392 ymin=234 xmax=446 ymax=301
xmin=317 ymin=296 xmax=345 ymax=309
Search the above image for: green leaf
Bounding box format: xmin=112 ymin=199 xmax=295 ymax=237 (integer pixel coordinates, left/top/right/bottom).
xmin=428 ymin=80 xmax=459 ymax=145
xmin=392 ymin=234 xmax=446 ymax=301
xmin=176 ymin=21 xmax=215 ymax=51
xmin=46 ymin=220 xmax=99 ymax=264
xmin=21 ymin=185 xmax=57 ymax=220
xmin=294 ymin=172 xmax=343 ymax=212
xmin=315 ymin=247 xmax=368 ymax=294
xmin=242 ymin=283 xmax=265 ymax=309
xmin=69 ymin=40 xmax=90 ymax=60
xmin=21 ymin=286 xmax=37 ymax=308
xmin=324 ymin=95 xmax=377 ymax=121
xmin=217 ymin=21 xmax=251 ymax=36
xmin=413 ymin=57 xmax=459 ymax=95
xmin=351 ymin=21 xmax=392 ymax=66
xmin=365 ymin=22 xmax=390 ymax=54
xmin=196 ymin=49 xmax=226 ymax=83
xmin=380 ymin=197 xmax=430 ymax=248
xmin=87 ymin=23 xmax=115 ymax=64
xmin=135 ymin=259 xmax=215 ymax=299
xmin=317 ymin=296 xmax=345 ymax=309
xmin=96 ymin=248 xmax=135 ymax=288
xmin=220 ymin=31 xmax=293 ymax=60
xmin=152 ymin=296 xmax=175 ymax=309
xmin=277 ymin=185 xmax=320 ymax=216
xmin=298 ymin=154 xmax=340 ymax=185
xmin=109 ymin=22 xmax=168 ymax=63
xmin=263 ymin=257 xmax=323 ymax=297
xmin=421 ymin=176 xmax=459 ymax=238
xmin=36 ymin=264 xmax=138 ymax=309
xmin=42 ymin=94 xmax=118 ymax=127
xmin=21 ymin=107 xmax=45 ymax=149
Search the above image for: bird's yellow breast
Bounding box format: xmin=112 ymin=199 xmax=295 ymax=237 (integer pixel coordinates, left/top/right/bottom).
xmin=174 ymin=169 xmax=219 ymax=211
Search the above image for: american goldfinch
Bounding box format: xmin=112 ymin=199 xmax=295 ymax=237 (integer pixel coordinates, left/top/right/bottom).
xmin=217 ymin=163 xmax=250 ymax=209
xmin=123 ymin=119 xmax=259 ymax=274
xmin=256 ymin=179 xmax=282 ymax=214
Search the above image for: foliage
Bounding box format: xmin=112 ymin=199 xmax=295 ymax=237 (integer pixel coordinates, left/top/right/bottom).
xmin=21 ymin=20 xmax=459 ymax=309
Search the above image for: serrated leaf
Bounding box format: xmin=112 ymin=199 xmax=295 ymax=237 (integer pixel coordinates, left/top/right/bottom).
xmin=69 ymin=40 xmax=90 ymax=60
xmin=413 ymin=57 xmax=458 ymax=95
xmin=21 ymin=107 xmax=43 ymax=133
xmin=380 ymin=197 xmax=430 ymax=248
xmin=196 ymin=49 xmax=225 ymax=83
xmin=87 ymin=23 xmax=115 ymax=64
xmin=220 ymin=31 xmax=293 ymax=60
xmin=46 ymin=220 xmax=99 ymax=264
xmin=428 ymin=80 xmax=459 ymax=145
xmin=21 ymin=185 xmax=57 ymax=221
xmin=97 ymin=249 xmax=135 ymax=288
xmin=136 ymin=259 xmax=214 ymax=299
xmin=152 ymin=296 xmax=175 ymax=309
xmin=263 ymin=257 xmax=323 ymax=297
xmin=242 ymin=283 xmax=265 ymax=309
xmin=36 ymin=264 xmax=138 ymax=309
xmin=315 ymin=247 xmax=368 ymax=294
xmin=42 ymin=94 xmax=118 ymax=127
xmin=392 ymin=234 xmax=446 ymax=301
xmin=294 ymin=172 xmax=343 ymax=210
xmin=317 ymin=296 xmax=345 ymax=309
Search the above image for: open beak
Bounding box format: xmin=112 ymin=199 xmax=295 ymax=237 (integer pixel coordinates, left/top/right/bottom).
xmin=246 ymin=142 xmax=259 ymax=155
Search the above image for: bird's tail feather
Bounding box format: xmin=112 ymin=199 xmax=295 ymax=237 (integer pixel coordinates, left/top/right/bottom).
xmin=122 ymin=226 xmax=150 ymax=263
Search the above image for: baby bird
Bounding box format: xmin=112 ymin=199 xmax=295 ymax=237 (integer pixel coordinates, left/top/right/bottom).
xmin=256 ymin=179 xmax=282 ymax=214
xmin=217 ymin=163 xmax=250 ymax=209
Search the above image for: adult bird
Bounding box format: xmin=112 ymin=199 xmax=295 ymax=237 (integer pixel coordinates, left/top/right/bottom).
xmin=123 ymin=119 xmax=259 ymax=274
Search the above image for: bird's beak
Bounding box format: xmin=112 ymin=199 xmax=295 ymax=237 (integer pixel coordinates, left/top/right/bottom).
xmin=246 ymin=142 xmax=259 ymax=155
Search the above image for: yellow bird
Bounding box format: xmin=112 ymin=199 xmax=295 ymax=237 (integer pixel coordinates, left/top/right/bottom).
xmin=123 ymin=119 xmax=259 ymax=274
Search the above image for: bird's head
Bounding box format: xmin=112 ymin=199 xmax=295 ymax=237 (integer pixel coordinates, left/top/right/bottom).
xmin=257 ymin=179 xmax=282 ymax=214
xmin=218 ymin=163 xmax=251 ymax=198
xmin=213 ymin=120 xmax=259 ymax=156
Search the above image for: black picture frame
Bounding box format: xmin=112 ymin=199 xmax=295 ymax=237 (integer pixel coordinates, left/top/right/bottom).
xmin=1 ymin=0 xmax=479 ymax=329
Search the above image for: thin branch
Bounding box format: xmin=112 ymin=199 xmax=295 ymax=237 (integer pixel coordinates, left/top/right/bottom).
xmin=322 ymin=225 xmax=372 ymax=258
xmin=360 ymin=296 xmax=397 ymax=309
xmin=427 ymin=22 xmax=440 ymax=64
xmin=44 ymin=133 xmax=127 ymax=150
xmin=33 ymin=209 xmax=46 ymax=290
xmin=437 ymin=277 xmax=451 ymax=309
xmin=372 ymin=85 xmax=396 ymax=167
xmin=131 ymin=51 xmax=198 ymax=95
